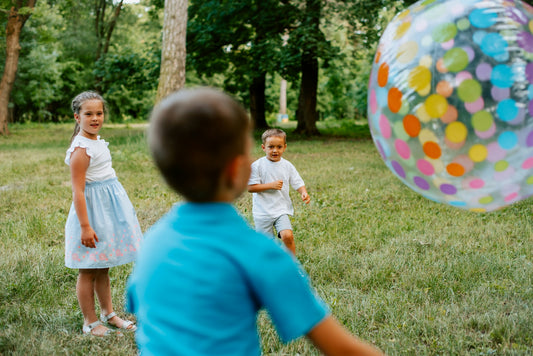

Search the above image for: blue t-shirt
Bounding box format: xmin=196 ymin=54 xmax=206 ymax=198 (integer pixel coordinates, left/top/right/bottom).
xmin=126 ymin=202 xmax=329 ymax=356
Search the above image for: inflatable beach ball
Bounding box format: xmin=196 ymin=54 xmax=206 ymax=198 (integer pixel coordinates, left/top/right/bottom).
xmin=368 ymin=0 xmax=533 ymax=212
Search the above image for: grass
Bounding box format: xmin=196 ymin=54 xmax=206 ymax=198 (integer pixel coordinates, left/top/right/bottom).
xmin=1 ymin=122 xmax=532 ymax=355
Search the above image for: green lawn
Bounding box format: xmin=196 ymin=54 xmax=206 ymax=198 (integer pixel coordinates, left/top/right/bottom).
xmin=0 ymin=123 xmax=531 ymax=355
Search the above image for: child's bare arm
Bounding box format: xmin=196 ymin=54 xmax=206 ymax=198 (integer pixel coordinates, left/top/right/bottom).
xmin=248 ymin=180 xmax=283 ymax=192
xmin=70 ymin=148 xmax=99 ymax=248
xmin=307 ymin=316 xmax=384 ymax=356
xmin=297 ymin=186 xmax=311 ymax=204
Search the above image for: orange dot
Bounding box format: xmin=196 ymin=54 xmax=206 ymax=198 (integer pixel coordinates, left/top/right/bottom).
xmin=388 ymin=87 xmax=402 ymax=113
xmin=377 ymin=62 xmax=389 ymax=87
xmin=436 ymin=80 xmax=453 ymax=97
xmin=441 ymin=105 xmax=458 ymax=124
xmin=375 ymin=50 xmax=381 ymax=64
xmin=423 ymin=141 xmax=441 ymax=159
xmin=447 ymin=163 xmax=465 ymax=177
xmin=436 ymin=58 xmax=448 ymax=73
xmin=403 ymin=114 xmax=421 ymax=137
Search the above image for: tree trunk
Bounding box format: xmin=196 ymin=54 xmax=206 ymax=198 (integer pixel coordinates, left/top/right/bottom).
xmin=156 ymin=0 xmax=188 ymax=102
xmin=295 ymin=53 xmax=320 ymax=135
xmin=0 ymin=1 xmax=37 ymax=136
xmin=250 ymin=72 xmax=269 ymax=130
xmin=295 ymin=0 xmax=320 ymax=136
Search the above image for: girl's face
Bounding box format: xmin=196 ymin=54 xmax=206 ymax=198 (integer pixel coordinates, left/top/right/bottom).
xmin=75 ymin=99 xmax=104 ymax=139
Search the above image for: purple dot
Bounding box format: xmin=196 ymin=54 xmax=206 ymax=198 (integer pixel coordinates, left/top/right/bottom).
xmin=391 ymin=161 xmax=406 ymax=178
xmin=413 ymin=176 xmax=430 ymax=190
xmin=507 ymin=7 xmax=528 ymax=25
xmin=492 ymin=86 xmax=510 ymax=101
xmin=529 ymin=99 xmax=533 ymax=117
xmin=526 ymin=130 xmax=533 ymax=147
xmin=476 ymin=63 xmax=492 ymax=81
xmin=440 ymin=184 xmax=457 ymax=195
xmin=518 ymin=31 xmax=533 ymax=53
xmin=527 ymin=63 xmax=533 ymax=84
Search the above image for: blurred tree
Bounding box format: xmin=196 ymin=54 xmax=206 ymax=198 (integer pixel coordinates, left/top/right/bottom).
xmin=156 ymin=0 xmax=188 ymax=102
xmin=0 ymin=0 xmax=36 ymax=135
xmin=187 ymin=0 xmax=295 ymax=129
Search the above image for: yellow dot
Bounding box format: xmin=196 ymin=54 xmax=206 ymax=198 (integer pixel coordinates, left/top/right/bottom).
xmin=395 ymin=22 xmax=411 ymax=39
xmin=445 ymin=122 xmax=467 ymax=143
xmin=408 ymin=66 xmax=432 ymax=93
xmin=416 ymin=104 xmax=431 ymax=123
xmin=397 ymin=41 xmax=418 ymax=64
xmin=425 ymin=94 xmax=448 ymax=118
xmin=419 ymin=55 xmax=432 ymax=68
xmin=529 ymin=20 xmax=533 ymax=34
xmin=397 ymin=9 xmax=410 ymax=21
xmin=418 ymin=128 xmax=438 ymax=144
xmin=468 ymin=144 xmax=488 ymax=162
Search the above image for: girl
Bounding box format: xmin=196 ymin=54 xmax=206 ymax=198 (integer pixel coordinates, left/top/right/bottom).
xmin=65 ymin=91 xmax=142 ymax=336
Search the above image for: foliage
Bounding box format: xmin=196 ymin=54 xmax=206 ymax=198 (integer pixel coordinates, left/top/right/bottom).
xmin=1 ymin=123 xmax=532 ymax=355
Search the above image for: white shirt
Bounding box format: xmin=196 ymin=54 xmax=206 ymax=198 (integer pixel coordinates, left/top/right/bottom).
xmin=248 ymin=157 xmax=305 ymax=219
xmin=65 ymin=135 xmax=116 ymax=182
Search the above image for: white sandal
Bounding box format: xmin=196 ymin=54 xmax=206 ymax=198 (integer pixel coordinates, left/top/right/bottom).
xmin=82 ymin=320 xmax=113 ymax=336
xmin=100 ymin=311 xmax=137 ymax=332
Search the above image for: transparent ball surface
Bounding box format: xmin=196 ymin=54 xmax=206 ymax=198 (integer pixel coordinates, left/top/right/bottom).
xmin=368 ymin=0 xmax=533 ymax=212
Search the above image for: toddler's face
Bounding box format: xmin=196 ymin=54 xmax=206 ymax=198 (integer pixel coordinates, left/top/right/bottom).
xmin=262 ymin=136 xmax=286 ymax=162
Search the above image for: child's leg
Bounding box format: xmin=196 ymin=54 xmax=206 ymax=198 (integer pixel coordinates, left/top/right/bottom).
xmin=278 ymin=229 xmax=296 ymax=254
xmin=94 ymin=268 xmax=136 ymax=330
xmin=274 ymin=215 xmax=295 ymax=254
xmin=77 ymin=269 xmax=111 ymax=336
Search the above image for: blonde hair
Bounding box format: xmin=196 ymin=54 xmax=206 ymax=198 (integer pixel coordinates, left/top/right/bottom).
xmin=70 ymin=91 xmax=107 ymax=142
xmin=261 ymin=128 xmax=286 ymax=144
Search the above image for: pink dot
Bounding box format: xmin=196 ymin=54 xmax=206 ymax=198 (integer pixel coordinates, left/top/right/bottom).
xmin=456 ymin=71 xmax=473 ymax=85
xmin=504 ymin=192 xmax=518 ymax=202
xmin=395 ymin=139 xmax=411 ymax=159
xmin=379 ymin=114 xmax=392 ymax=139
xmin=465 ymin=97 xmax=484 ymax=113
xmin=441 ymin=39 xmax=455 ymax=50
xmin=370 ymin=89 xmax=377 ymax=114
xmin=469 ymin=179 xmax=485 ymax=189
xmin=522 ymin=157 xmax=533 ymax=169
xmin=475 ymin=123 xmax=496 ymax=139
xmin=417 ymin=159 xmax=435 ymax=176
xmin=486 ymin=142 xmax=506 ymax=162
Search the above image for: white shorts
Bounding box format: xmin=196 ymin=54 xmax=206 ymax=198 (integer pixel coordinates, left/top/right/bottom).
xmin=253 ymin=214 xmax=292 ymax=238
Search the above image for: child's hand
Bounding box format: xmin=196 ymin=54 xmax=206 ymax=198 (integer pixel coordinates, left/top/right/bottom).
xmin=301 ymin=192 xmax=311 ymax=204
xmin=270 ymin=180 xmax=283 ymax=190
xmin=81 ymin=226 xmax=99 ymax=248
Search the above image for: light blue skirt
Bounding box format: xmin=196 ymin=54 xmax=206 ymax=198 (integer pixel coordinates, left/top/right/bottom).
xmin=65 ymin=178 xmax=142 ymax=269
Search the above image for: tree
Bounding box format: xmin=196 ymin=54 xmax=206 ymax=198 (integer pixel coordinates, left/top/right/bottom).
xmin=187 ymin=0 xmax=295 ymax=129
xmin=0 ymin=0 xmax=36 ymax=135
xmin=156 ymin=0 xmax=188 ymax=102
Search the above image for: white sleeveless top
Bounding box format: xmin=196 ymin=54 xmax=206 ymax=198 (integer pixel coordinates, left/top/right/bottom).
xmin=65 ymin=135 xmax=117 ymax=182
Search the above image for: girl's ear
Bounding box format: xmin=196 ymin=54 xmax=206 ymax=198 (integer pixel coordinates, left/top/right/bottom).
xmin=74 ymin=113 xmax=80 ymax=123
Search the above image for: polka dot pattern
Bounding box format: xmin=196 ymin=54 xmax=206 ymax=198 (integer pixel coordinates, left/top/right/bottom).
xmin=368 ymin=0 xmax=533 ymax=212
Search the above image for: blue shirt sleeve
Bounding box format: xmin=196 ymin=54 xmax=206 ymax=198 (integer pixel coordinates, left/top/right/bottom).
xmin=246 ymin=240 xmax=330 ymax=342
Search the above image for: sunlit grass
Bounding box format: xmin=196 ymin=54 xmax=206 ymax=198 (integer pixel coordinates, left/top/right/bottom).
xmin=1 ymin=123 xmax=532 ymax=355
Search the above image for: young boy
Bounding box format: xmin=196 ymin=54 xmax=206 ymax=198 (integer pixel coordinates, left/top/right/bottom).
xmin=248 ymin=129 xmax=309 ymax=254
xmin=126 ymin=88 xmax=383 ymax=356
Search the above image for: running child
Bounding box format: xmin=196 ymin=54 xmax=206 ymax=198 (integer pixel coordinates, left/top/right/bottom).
xmin=64 ymin=91 xmax=141 ymax=336
xmin=126 ymin=87 xmax=383 ymax=355
xmin=248 ymin=128 xmax=310 ymax=254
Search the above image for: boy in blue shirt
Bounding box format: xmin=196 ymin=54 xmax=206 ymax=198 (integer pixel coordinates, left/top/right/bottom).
xmin=126 ymin=88 xmax=383 ymax=356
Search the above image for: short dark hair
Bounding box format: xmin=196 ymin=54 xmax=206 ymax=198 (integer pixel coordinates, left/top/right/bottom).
xmin=261 ymin=128 xmax=286 ymax=144
xmin=149 ymin=88 xmax=251 ymax=202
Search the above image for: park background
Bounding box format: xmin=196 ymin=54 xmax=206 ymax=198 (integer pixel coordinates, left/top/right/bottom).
xmin=1 ymin=0 xmax=532 ymax=355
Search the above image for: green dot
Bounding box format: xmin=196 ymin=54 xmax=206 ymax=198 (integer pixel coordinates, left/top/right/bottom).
xmin=457 ymin=18 xmax=470 ymax=31
xmin=471 ymin=111 xmax=493 ymax=131
xmin=527 ymin=176 xmax=533 ymax=185
xmin=398 ymin=100 xmax=410 ymax=116
xmin=393 ymin=120 xmax=409 ymax=141
xmin=432 ymin=23 xmax=457 ymax=43
xmin=494 ymin=160 xmax=509 ymax=172
xmin=479 ymin=196 xmax=493 ymax=204
xmin=457 ymin=79 xmax=481 ymax=103
xmin=443 ymin=48 xmax=469 ymax=72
